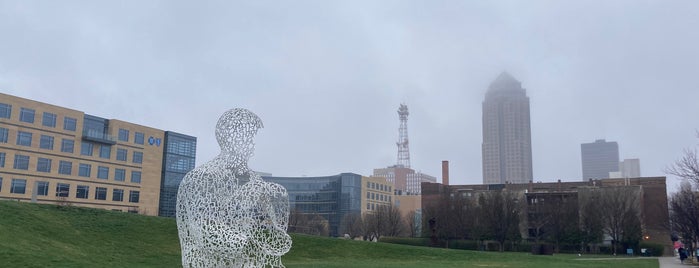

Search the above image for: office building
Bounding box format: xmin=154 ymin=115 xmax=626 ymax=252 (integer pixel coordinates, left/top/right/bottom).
xmin=581 ymin=139 xmax=619 ymax=179
xmin=373 ymin=166 xmax=436 ymax=195
xmin=618 ymin=158 xmax=641 ymax=178
xmin=482 ymin=72 xmax=533 ymax=184
xmin=262 ymin=173 xmax=392 ymax=236
xmin=0 ymin=93 xmax=196 ymax=216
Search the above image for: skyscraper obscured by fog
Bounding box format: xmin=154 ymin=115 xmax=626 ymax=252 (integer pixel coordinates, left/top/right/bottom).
xmin=482 ymin=72 xmax=533 ymax=184
xmin=581 ymin=139 xmax=620 ymax=180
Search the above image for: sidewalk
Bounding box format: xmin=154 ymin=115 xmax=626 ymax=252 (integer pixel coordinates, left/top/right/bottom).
xmin=659 ymin=257 xmax=698 ymax=268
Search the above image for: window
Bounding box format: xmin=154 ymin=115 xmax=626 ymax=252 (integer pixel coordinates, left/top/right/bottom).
xmin=116 ymin=148 xmax=127 ymax=161
xmin=132 ymin=151 xmax=143 ymax=164
xmin=114 ymin=169 xmax=125 ymax=181
xmin=95 ymin=187 xmax=107 ymax=200
xmin=76 ymin=185 xmax=89 ymax=199
xmin=37 ymin=158 xmax=52 ymax=173
xmin=0 ymin=152 xmax=5 ymax=168
xmin=97 ymin=166 xmax=109 ymax=179
xmin=131 ymin=171 xmax=141 ymax=183
xmin=11 ymin=179 xmax=27 ymax=194
xmin=13 ymin=154 xmax=29 ymax=170
xmin=36 ymin=181 xmax=49 ymax=196
xmin=129 ymin=190 xmax=140 ymax=203
xmin=113 ymin=189 xmax=124 ymax=201
xmin=118 ymin=129 xmax=129 ymax=142
xmin=59 ymin=161 xmax=72 ymax=175
xmin=0 ymin=127 xmax=7 ymax=143
xmin=61 ymin=139 xmax=74 ymax=153
xmin=19 ymin=108 xmax=35 ymax=123
xmin=40 ymin=135 xmax=54 ymax=150
xmin=366 ymin=192 xmax=370 ymax=198
xmin=134 ymin=132 xmax=144 ymax=145
xmin=99 ymin=145 xmax=111 ymax=159
xmin=80 ymin=142 xmax=93 ymax=156
xmin=63 ymin=117 xmax=77 ymax=131
xmin=78 ymin=163 xmax=91 ymax=177
xmin=0 ymin=103 xmax=11 ymax=119
xmin=56 ymin=183 xmax=70 ymax=197
xmin=16 ymin=131 xmax=32 ymax=146
xmin=0 ymin=177 xmax=2 ymax=192
xmin=42 ymin=112 xmax=57 ymax=127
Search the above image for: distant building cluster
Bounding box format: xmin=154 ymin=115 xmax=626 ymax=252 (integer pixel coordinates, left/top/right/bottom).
xmin=581 ymin=139 xmax=641 ymax=180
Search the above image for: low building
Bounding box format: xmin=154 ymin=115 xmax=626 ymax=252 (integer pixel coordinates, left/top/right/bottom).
xmin=0 ymin=93 xmax=196 ymax=216
xmin=422 ymin=177 xmax=671 ymax=254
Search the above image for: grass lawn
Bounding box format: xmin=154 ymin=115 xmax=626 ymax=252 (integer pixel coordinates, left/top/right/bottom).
xmin=0 ymin=201 xmax=658 ymax=267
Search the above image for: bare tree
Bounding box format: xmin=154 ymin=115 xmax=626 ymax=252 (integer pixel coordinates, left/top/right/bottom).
xmin=479 ymin=190 xmax=521 ymax=251
xmin=667 ymin=132 xmax=699 ymax=185
xmin=669 ymin=182 xmax=699 ymax=249
xmin=599 ymin=186 xmax=642 ymax=254
xmin=288 ymin=208 xmax=309 ymax=234
xmin=340 ymin=212 xmax=363 ymax=239
xmin=578 ymin=189 xmax=604 ymax=253
xmin=547 ymin=194 xmax=580 ymax=252
xmin=405 ymin=210 xmax=420 ymax=238
xmin=366 ymin=204 xmax=405 ymax=239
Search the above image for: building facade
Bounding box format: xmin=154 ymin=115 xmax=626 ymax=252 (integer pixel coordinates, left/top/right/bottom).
xmin=262 ymin=173 xmax=363 ymax=236
xmin=262 ymin=173 xmax=395 ymax=237
xmin=373 ymin=166 xmax=436 ymax=195
xmin=422 ymin=177 xmax=671 ymax=254
xmin=619 ymin=158 xmax=641 ymax=178
xmin=0 ymin=93 xmax=196 ymax=216
xmin=581 ymin=139 xmax=619 ymax=180
xmin=482 ymin=72 xmax=533 ymax=184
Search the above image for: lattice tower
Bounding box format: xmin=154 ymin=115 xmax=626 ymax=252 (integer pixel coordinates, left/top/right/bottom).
xmin=396 ymin=103 xmax=411 ymax=168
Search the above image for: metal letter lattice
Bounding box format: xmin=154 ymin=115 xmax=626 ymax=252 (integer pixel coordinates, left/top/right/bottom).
xmin=176 ymin=108 xmax=292 ymax=267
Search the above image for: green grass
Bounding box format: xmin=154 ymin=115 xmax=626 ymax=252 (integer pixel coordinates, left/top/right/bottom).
xmin=0 ymin=201 xmax=658 ymax=267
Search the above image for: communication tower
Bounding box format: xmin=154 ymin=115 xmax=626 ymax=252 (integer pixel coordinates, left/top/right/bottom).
xmin=396 ymin=104 xmax=411 ymax=168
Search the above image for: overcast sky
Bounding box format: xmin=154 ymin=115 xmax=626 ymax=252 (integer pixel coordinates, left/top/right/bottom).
xmin=1 ymin=1 xmax=698 ymax=191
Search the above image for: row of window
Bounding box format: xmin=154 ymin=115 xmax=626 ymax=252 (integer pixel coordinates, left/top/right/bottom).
xmin=0 ymin=102 xmax=149 ymax=146
xmin=117 ymin=128 xmax=146 ymax=145
xmin=0 ymin=127 xmax=144 ymax=164
xmin=3 ymin=153 xmax=141 ymax=183
xmin=366 ymin=181 xmax=391 ymax=192
xmin=0 ymin=177 xmax=139 ymax=203
xmin=0 ymin=103 xmax=77 ymax=131
xmin=366 ymin=191 xmax=391 ymax=202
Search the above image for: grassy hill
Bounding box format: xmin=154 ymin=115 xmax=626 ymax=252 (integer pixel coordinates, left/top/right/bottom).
xmin=0 ymin=201 xmax=658 ymax=268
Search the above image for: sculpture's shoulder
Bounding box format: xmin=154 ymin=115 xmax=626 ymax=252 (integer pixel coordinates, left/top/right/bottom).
xmin=179 ymin=160 xmax=223 ymax=187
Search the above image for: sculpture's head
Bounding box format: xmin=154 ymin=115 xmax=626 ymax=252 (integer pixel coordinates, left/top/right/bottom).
xmin=215 ymin=108 xmax=264 ymax=160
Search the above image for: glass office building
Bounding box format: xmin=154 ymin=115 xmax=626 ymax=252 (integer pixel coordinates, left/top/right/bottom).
xmin=263 ymin=173 xmax=363 ymax=236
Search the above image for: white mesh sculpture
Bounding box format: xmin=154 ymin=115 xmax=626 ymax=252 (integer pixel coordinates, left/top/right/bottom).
xmin=176 ymin=108 xmax=292 ymax=268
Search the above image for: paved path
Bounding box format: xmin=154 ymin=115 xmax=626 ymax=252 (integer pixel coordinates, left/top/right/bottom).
xmin=658 ymin=256 xmax=697 ymax=268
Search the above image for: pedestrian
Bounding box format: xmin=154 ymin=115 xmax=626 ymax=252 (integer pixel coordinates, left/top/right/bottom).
xmin=679 ymin=247 xmax=687 ymax=264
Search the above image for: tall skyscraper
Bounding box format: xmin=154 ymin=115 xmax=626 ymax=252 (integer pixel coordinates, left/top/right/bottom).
xmin=581 ymin=139 xmax=620 ymax=180
xmin=482 ymin=72 xmax=533 ymax=184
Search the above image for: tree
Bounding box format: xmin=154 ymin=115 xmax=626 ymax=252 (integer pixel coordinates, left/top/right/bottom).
xmin=405 ymin=210 xmax=420 ymax=238
xmin=669 ymin=182 xmax=699 ymax=250
xmin=288 ymin=208 xmax=310 ymax=234
xmin=599 ymin=186 xmax=641 ymax=254
xmin=578 ymin=189 xmax=604 ymax=253
xmin=545 ymin=194 xmax=580 ymax=252
xmin=479 ymin=190 xmax=521 ymax=251
xmin=366 ymin=204 xmax=405 ymax=239
xmin=667 ymin=131 xmax=699 ymax=186
xmin=340 ymin=212 xmax=363 ymax=239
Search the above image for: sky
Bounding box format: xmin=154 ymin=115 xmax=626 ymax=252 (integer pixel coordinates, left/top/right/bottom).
xmin=1 ymin=1 xmax=698 ymax=192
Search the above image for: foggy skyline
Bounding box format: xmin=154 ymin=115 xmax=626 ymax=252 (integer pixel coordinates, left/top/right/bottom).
xmin=1 ymin=1 xmax=698 ymax=192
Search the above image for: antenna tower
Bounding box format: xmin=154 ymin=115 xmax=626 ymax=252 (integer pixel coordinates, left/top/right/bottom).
xmin=396 ymin=103 xmax=411 ymax=168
